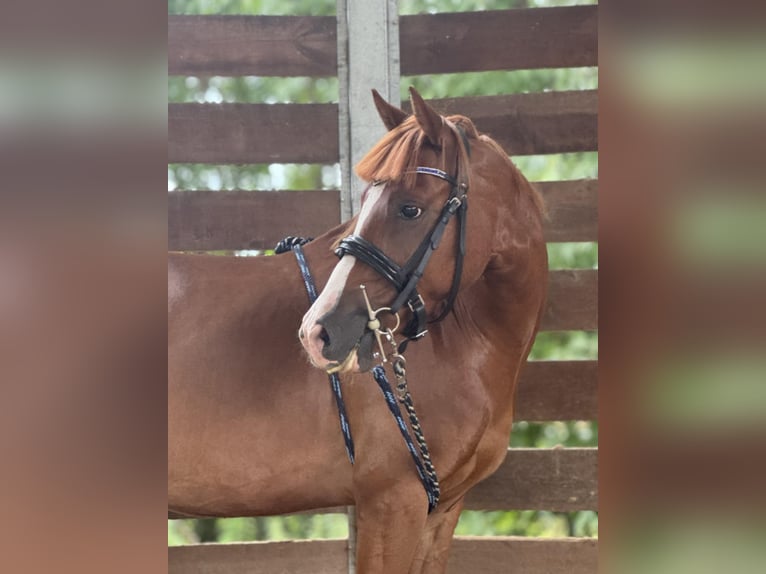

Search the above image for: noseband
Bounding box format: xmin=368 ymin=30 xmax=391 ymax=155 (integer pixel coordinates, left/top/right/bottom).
xmin=335 ymin=166 xmax=468 ymax=353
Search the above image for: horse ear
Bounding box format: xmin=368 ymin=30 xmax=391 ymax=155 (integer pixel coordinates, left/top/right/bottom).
xmin=409 ymin=86 xmax=443 ymax=146
xmin=372 ymin=89 xmax=408 ymax=131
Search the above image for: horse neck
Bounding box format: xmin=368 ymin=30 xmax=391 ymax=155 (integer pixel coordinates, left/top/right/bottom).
xmin=449 ymin=175 xmax=547 ymax=379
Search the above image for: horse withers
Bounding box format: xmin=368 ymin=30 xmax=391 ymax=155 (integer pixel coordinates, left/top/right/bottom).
xmin=168 ymin=88 xmax=548 ymax=573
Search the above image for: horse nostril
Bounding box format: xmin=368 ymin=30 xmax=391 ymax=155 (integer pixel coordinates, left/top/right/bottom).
xmin=319 ymin=327 xmax=331 ymax=348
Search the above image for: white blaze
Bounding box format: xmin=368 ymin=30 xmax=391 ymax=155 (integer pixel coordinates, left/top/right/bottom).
xmin=299 ymin=183 xmax=385 ymax=338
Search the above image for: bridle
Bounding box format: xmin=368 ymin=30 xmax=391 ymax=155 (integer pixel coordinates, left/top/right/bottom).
xmin=334 ymin=129 xmax=470 ymax=355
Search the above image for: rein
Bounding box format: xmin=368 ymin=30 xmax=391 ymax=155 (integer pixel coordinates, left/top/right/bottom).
xmin=277 ymin=236 xmax=356 ymax=464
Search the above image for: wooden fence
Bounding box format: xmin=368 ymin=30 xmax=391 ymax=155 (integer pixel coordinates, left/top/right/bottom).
xmin=168 ymin=3 xmax=597 ymax=573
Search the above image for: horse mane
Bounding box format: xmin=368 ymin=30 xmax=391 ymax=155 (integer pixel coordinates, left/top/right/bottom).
xmin=479 ymin=135 xmax=547 ymax=218
xmin=355 ymin=113 xmax=546 ymax=217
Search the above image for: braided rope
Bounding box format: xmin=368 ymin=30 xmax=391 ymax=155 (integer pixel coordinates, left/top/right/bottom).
xmin=274 ymin=236 xmax=313 ymax=254
xmin=284 ymin=239 xmax=355 ymax=465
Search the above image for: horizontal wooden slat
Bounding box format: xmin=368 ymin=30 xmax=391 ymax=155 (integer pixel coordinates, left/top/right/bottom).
xmin=169 ymin=448 xmax=597 ymax=519
xmin=542 ymin=269 xmax=597 ymax=331
xmin=168 ymin=91 xmax=595 ymax=164
xmin=448 ymin=536 xmax=597 ymax=574
xmin=168 ymin=7 xmax=596 ymax=78
xmin=536 ymin=179 xmax=598 ymax=242
xmin=402 ymin=91 xmax=598 ymax=155
xmin=167 ymin=179 xmax=596 ymax=251
xmin=169 ymin=537 xmax=597 ymax=574
xmin=465 ymin=448 xmax=597 ymax=512
xmin=516 ymin=360 xmax=597 ymax=422
xmin=169 ymin=15 xmax=337 ymax=77
xmin=169 ymin=539 xmax=347 ymax=574
xmin=168 ymin=190 xmax=341 ymax=251
xmin=168 ymin=103 xmax=339 ymax=164
xmin=401 ymin=6 xmax=598 ymax=75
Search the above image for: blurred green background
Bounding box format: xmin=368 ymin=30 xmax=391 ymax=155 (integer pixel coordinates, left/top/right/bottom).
xmin=168 ymin=0 xmax=598 ymax=545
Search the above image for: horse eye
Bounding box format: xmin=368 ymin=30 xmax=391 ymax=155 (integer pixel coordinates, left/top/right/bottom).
xmin=400 ymin=205 xmax=423 ymax=219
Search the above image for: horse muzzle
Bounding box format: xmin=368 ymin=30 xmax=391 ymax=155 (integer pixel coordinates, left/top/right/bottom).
xmin=299 ymin=312 xmax=373 ymax=374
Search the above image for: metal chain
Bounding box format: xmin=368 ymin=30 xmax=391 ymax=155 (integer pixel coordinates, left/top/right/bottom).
xmin=392 ymin=356 xmax=440 ymax=499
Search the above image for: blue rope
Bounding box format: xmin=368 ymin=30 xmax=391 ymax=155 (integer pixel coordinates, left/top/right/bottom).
xmin=372 ymin=366 xmax=439 ymax=513
xmin=291 ymin=243 xmax=355 ymax=465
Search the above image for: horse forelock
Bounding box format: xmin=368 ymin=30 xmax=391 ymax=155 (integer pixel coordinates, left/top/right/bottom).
xmin=355 ymin=114 xmax=480 ymax=191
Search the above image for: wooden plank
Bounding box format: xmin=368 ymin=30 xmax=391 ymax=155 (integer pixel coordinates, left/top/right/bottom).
xmin=542 ymin=269 xmax=597 ymax=331
xmin=166 ymin=179 xmax=596 ymax=251
xmin=168 ymin=537 xmax=597 ymax=574
xmin=448 ymin=536 xmax=598 ymax=574
xmin=168 ymin=103 xmax=339 ymax=164
xmin=168 ymin=539 xmax=347 ymax=574
xmin=536 ymin=179 xmax=598 ymax=243
xmin=168 ymin=91 xmax=595 ymax=164
xmin=168 ymin=15 xmax=337 ymax=77
xmin=401 ymin=5 xmax=598 ymax=75
xmin=402 ymin=91 xmax=598 ymax=156
xmin=168 ymin=7 xmax=597 ymax=78
xmin=464 ymin=448 xmax=597 ymax=512
xmin=168 ymin=190 xmax=341 ymax=252
xmin=168 ymin=448 xmax=597 ymax=519
xmin=516 ymin=360 xmax=597 ymax=422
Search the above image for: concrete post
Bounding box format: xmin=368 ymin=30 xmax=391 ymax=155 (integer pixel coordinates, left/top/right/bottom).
xmin=337 ymin=0 xmax=400 ymax=222
xmin=336 ymin=2 xmax=400 ymax=572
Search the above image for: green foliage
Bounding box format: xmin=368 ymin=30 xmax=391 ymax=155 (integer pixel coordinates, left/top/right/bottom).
xmin=456 ymin=509 xmax=598 ymax=538
xmin=401 ymin=0 xmax=598 ymax=13
xmin=168 ymin=0 xmax=335 ymax=16
xmin=548 ymin=242 xmax=598 ymax=270
xmin=168 ymin=0 xmax=597 ymax=16
xmin=404 ymin=68 xmax=597 ymax=99
xmin=169 ymin=76 xmax=338 ymax=103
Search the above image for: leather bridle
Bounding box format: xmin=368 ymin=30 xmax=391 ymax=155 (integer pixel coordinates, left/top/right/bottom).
xmin=335 ymin=148 xmax=469 ymax=353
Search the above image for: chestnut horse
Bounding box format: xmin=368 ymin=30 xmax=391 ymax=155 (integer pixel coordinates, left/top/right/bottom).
xmin=168 ymin=88 xmax=547 ymax=573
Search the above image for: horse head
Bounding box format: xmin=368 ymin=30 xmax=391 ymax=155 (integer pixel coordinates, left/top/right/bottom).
xmin=299 ymin=87 xmax=531 ymax=374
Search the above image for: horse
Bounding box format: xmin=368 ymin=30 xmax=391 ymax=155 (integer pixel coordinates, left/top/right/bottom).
xmin=168 ymin=87 xmax=548 ymax=573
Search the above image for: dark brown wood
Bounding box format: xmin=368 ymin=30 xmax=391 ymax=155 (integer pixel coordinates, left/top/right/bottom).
xmin=168 ymin=103 xmax=339 ymax=164
xmin=516 ymin=360 xmax=598 ymax=422
xmin=536 ymin=179 xmax=598 ymax=243
xmin=168 ymin=92 xmax=595 ymax=164
xmin=464 ymin=448 xmax=597 ymax=512
xmin=169 ymin=15 xmax=337 ymax=77
xmin=448 ymin=536 xmax=598 ymax=574
xmin=542 ymin=269 xmax=597 ymax=331
xmin=168 ymin=7 xmax=597 ymax=78
xmin=167 ymin=179 xmax=596 ymax=251
xmin=168 ymin=447 xmax=597 ymax=519
xmin=168 ymin=190 xmax=341 ymax=251
xmin=168 ymin=537 xmax=597 ymax=574
xmin=168 ymin=539 xmax=347 ymax=574
xmin=403 ymin=91 xmax=598 ymax=155
xmin=401 ymin=6 xmax=598 ymax=75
